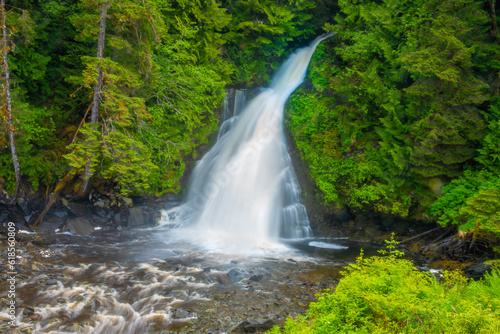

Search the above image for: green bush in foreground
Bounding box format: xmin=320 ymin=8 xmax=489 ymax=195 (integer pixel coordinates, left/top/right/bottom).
xmin=270 ymin=237 xmax=500 ymax=333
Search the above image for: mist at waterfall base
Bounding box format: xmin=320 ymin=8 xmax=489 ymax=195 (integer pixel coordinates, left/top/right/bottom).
xmin=164 ymin=33 xmax=336 ymax=254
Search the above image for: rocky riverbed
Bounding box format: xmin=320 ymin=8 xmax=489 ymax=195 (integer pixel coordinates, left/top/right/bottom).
xmin=0 ymin=224 xmax=352 ymax=333
xmin=1 ymin=192 xmax=493 ymax=333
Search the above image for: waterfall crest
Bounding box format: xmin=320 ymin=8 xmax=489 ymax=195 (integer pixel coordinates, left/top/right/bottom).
xmin=176 ymin=33 xmax=334 ymax=249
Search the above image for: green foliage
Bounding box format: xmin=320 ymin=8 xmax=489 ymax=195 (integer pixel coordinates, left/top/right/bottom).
xmin=224 ymin=0 xmax=317 ymax=86
xmin=377 ymin=233 xmax=405 ymax=258
xmin=286 ymin=0 xmax=499 ymax=220
xmin=64 ymin=124 xmax=157 ymax=195
xmin=0 ymin=97 xmax=64 ymax=192
xmin=270 ymin=244 xmax=500 ymax=333
xmin=62 ymin=0 xmax=167 ymax=195
xmin=140 ymin=0 xmax=233 ymax=194
xmin=476 ymin=97 xmax=500 ymax=174
xmin=429 ymin=170 xmax=500 ymax=239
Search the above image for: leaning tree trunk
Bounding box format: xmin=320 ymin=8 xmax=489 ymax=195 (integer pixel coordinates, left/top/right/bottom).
xmin=77 ymin=1 xmax=107 ymax=198
xmin=33 ymin=172 xmax=76 ymax=229
xmin=1 ymin=0 xmax=21 ymax=205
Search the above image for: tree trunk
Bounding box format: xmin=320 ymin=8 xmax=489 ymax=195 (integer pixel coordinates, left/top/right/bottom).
xmin=33 ymin=172 xmax=76 ymax=229
xmin=490 ymin=0 xmax=498 ymax=40
xmin=77 ymin=1 xmax=108 ymax=198
xmin=1 ymin=0 xmax=21 ymax=205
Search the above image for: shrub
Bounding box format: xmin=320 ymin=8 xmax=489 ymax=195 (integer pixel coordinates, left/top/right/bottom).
xmin=270 ymin=236 xmax=500 ymax=333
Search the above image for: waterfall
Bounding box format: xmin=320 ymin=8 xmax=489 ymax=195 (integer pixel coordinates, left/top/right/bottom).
xmin=176 ymin=33 xmax=334 ymax=249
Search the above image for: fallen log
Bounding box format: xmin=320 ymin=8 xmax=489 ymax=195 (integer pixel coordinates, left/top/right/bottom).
xmin=399 ymin=226 xmax=442 ymax=244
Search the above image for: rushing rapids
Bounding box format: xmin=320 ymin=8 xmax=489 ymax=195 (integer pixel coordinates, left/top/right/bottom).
xmin=1 ymin=225 xmax=368 ymax=334
xmin=176 ymin=33 xmax=335 ymax=250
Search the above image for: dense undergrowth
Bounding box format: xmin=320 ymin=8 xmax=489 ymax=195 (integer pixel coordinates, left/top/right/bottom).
xmin=269 ymin=236 xmax=500 ymax=333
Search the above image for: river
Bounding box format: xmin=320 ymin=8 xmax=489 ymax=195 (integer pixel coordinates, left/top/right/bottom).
xmin=4 ymin=214 xmax=382 ymax=333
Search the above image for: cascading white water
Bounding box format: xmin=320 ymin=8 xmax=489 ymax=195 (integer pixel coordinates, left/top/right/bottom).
xmin=177 ymin=33 xmax=334 ymax=249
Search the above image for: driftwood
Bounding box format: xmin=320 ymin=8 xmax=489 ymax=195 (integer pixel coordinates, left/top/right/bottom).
xmin=431 ymin=227 xmax=452 ymax=244
xmin=399 ymin=226 xmax=442 ymax=244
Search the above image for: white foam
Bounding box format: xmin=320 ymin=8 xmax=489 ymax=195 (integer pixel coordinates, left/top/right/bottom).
xmin=308 ymin=241 xmax=349 ymax=250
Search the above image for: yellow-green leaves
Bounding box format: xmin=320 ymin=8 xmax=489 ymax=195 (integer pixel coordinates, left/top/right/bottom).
xmin=272 ymin=246 xmax=500 ymax=333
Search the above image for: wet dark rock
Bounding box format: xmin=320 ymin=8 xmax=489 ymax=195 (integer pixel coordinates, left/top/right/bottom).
xmin=52 ymin=211 xmax=69 ymax=220
xmin=67 ymin=217 xmax=94 ymax=236
xmin=331 ymin=206 xmax=351 ymax=222
xmin=17 ymin=198 xmax=31 ymax=215
xmin=228 ymin=269 xmax=246 ymax=283
xmin=128 ymin=207 xmax=145 ymax=227
xmin=173 ymin=308 xmax=191 ymax=319
xmin=23 ymin=306 xmax=35 ymax=316
xmin=249 ymin=275 xmax=263 ymax=282
xmin=230 ymin=319 xmax=276 ymax=333
xmin=216 ymin=274 xmax=229 ymax=285
xmin=66 ymin=202 xmax=88 ymax=216
xmin=364 ymin=227 xmax=380 ymax=239
xmin=464 ymin=263 xmax=492 ymax=280
xmin=84 ymin=298 xmax=101 ymax=312
xmin=38 ymin=222 xmax=62 ymax=235
xmin=91 ymin=214 xmax=108 ymax=226
xmin=95 ymin=210 xmax=107 ymax=218
xmin=45 ymin=211 xmax=69 ymax=225
xmin=380 ymin=215 xmax=395 ymax=229
xmin=45 ymin=279 xmax=57 ymax=285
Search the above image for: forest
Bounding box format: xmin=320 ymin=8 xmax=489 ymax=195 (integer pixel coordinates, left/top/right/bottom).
xmin=2 ymin=0 xmax=498 ymax=249
xmin=0 ymin=0 xmax=500 ymax=333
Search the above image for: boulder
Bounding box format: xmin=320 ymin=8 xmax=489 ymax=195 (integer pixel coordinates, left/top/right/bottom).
xmin=66 ymin=202 xmax=88 ymax=216
xmin=44 ymin=211 xmax=69 ymax=224
xmin=231 ymin=320 xmax=276 ymax=333
xmin=172 ymin=308 xmax=191 ymax=319
xmin=464 ymin=263 xmax=492 ymax=280
xmin=38 ymin=222 xmax=62 ymax=235
xmin=227 ymin=269 xmax=246 ymax=283
xmin=67 ymin=217 xmax=94 ymax=236
xmin=17 ymin=198 xmax=31 ymax=215
xmin=249 ymin=275 xmax=263 ymax=282
xmin=216 ymin=274 xmax=229 ymax=285
xmin=128 ymin=207 xmax=145 ymax=227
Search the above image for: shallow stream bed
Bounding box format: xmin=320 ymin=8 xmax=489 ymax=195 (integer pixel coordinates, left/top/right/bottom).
xmin=1 ymin=224 xmax=383 ymax=334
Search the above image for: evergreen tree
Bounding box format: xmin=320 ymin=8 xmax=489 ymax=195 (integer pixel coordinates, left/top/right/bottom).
xmin=65 ymin=0 xmax=165 ymax=196
xmin=0 ymin=0 xmax=20 ymax=203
